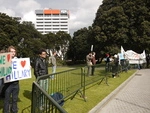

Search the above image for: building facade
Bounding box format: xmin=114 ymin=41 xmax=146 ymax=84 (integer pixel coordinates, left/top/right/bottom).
xmin=35 ymin=9 xmax=70 ymax=34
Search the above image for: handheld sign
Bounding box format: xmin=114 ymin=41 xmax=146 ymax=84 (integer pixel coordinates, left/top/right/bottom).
xmin=4 ymin=58 xmax=31 ymax=83
xmin=0 ymin=52 xmax=12 ymax=79
xmin=91 ymin=45 xmax=93 ymax=52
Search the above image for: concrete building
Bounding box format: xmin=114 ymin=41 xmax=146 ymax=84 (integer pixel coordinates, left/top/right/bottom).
xmin=35 ymin=9 xmax=70 ymax=34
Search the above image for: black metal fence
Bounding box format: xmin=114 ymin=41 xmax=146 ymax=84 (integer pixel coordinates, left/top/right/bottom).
xmin=31 ymin=63 xmax=129 ymax=113
xmin=31 ymin=81 xmax=67 ymax=113
xmin=37 ymin=68 xmax=85 ymax=100
xmin=31 ymin=68 xmax=86 ymax=113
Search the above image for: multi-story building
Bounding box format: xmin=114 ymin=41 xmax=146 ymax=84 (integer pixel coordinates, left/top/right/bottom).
xmin=35 ymin=9 xmax=70 ymax=34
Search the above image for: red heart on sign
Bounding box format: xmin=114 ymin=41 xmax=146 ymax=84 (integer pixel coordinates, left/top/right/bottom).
xmin=21 ymin=60 xmax=26 ymax=68
xmin=7 ymin=54 xmax=11 ymax=62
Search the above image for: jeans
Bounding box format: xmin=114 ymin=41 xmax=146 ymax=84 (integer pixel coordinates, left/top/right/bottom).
xmin=91 ymin=65 xmax=95 ymax=75
xmin=39 ymin=79 xmax=48 ymax=92
xmin=39 ymin=79 xmax=49 ymax=107
xmin=3 ymin=81 xmax=19 ymax=113
xmin=51 ymin=65 xmax=56 ymax=78
xmin=87 ymin=65 xmax=92 ymax=76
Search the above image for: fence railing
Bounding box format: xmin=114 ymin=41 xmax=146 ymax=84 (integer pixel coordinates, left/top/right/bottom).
xmin=31 ymin=81 xmax=67 ymax=113
xmin=36 ymin=68 xmax=85 ymax=101
xmin=31 ymin=63 xmax=129 ymax=113
xmin=83 ymin=65 xmax=108 ymax=86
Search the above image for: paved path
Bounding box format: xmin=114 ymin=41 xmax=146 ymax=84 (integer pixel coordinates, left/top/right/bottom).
xmin=89 ymin=69 xmax=150 ymax=113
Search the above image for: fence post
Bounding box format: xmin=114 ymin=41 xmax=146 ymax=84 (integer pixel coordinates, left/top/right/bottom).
xmin=81 ymin=67 xmax=86 ymax=102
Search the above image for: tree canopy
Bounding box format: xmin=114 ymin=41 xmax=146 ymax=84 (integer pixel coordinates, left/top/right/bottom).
xmin=92 ymin=0 xmax=150 ymax=54
xmin=0 ymin=13 xmax=71 ymax=61
xmin=69 ymin=0 xmax=150 ymax=61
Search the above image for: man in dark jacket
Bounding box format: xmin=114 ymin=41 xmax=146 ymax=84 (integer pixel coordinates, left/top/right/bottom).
xmin=34 ymin=49 xmax=48 ymax=110
xmin=34 ymin=49 xmax=48 ymax=79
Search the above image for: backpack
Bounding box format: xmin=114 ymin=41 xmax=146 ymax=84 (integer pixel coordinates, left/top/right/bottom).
xmin=51 ymin=92 xmax=64 ymax=106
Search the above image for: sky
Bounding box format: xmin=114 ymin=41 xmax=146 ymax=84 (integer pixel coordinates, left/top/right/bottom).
xmin=0 ymin=0 xmax=103 ymax=35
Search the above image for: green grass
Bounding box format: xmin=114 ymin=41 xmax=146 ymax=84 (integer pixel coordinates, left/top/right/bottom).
xmin=0 ymin=66 xmax=136 ymax=113
xmin=63 ymin=70 xmax=136 ymax=113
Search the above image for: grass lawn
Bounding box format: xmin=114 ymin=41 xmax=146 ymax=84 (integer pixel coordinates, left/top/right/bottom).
xmin=63 ymin=69 xmax=136 ymax=113
xmin=0 ymin=66 xmax=136 ymax=113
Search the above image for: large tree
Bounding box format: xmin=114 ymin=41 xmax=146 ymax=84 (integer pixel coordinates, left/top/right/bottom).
xmin=92 ymin=0 xmax=150 ymax=54
xmin=67 ymin=27 xmax=90 ymax=61
xmin=0 ymin=13 xmax=45 ymax=58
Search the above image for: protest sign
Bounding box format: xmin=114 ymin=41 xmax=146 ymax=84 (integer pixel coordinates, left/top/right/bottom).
xmin=4 ymin=58 xmax=31 ymax=83
xmin=121 ymin=46 xmax=146 ymax=64
xmin=0 ymin=52 xmax=12 ymax=79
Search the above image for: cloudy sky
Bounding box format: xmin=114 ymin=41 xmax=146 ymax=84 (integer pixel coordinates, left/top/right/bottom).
xmin=0 ymin=0 xmax=103 ymax=35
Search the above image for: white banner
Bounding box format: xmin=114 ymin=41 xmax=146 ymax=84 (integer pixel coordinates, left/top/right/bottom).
xmin=129 ymin=59 xmax=146 ymax=64
xmin=121 ymin=46 xmax=146 ymax=64
xmin=4 ymin=58 xmax=31 ymax=83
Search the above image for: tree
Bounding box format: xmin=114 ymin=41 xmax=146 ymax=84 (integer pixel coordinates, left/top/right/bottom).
xmin=92 ymin=0 xmax=150 ymax=54
xmin=67 ymin=27 xmax=90 ymax=61
xmin=0 ymin=13 xmax=45 ymax=58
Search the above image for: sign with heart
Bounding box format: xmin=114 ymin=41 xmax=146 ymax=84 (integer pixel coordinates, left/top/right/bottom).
xmin=4 ymin=58 xmax=31 ymax=83
xmin=0 ymin=52 xmax=12 ymax=79
xmin=21 ymin=60 xmax=26 ymax=68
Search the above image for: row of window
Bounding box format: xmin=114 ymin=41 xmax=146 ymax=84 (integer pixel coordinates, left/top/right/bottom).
xmin=36 ymin=18 xmax=68 ymax=20
xmin=37 ymin=28 xmax=68 ymax=30
xmin=36 ymin=14 xmax=68 ymax=17
xmin=36 ymin=22 xmax=68 ymax=24
xmin=37 ymin=25 xmax=68 ymax=27
xmin=40 ymin=31 xmax=68 ymax=34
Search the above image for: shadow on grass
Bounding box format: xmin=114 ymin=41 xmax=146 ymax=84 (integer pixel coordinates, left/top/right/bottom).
xmin=23 ymin=90 xmax=32 ymax=100
xmin=21 ymin=90 xmax=32 ymax=113
xmin=21 ymin=105 xmax=31 ymax=113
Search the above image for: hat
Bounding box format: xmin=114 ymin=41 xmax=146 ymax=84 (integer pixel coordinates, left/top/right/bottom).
xmin=106 ymin=54 xmax=109 ymax=57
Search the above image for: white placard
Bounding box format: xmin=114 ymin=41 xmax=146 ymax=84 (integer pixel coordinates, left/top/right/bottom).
xmin=4 ymin=58 xmax=31 ymax=83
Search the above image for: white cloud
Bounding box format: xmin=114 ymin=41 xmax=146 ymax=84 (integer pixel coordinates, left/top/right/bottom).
xmin=22 ymin=11 xmax=36 ymax=23
xmin=16 ymin=0 xmax=41 ymax=22
xmin=16 ymin=0 xmax=41 ymax=13
xmin=0 ymin=0 xmax=103 ymax=35
xmin=69 ymin=0 xmax=102 ymax=31
xmin=0 ymin=7 xmax=16 ymax=17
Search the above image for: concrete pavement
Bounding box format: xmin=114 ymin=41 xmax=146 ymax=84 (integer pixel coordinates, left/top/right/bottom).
xmin=89 ymin=69 xmax=150 ymax=113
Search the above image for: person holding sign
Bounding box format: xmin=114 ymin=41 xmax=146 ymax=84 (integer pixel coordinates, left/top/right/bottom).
xmin=3 ymin=46 xmax=19 ymax=113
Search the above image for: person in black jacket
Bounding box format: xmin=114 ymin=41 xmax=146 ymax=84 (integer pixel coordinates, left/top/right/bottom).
xmin=34 ymin=49 xmax=48 ymax=79
xmin=34 ymin=49 xmax=48 ymax=87
xmin=34 ymin=49 xmax=48 ymax=110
